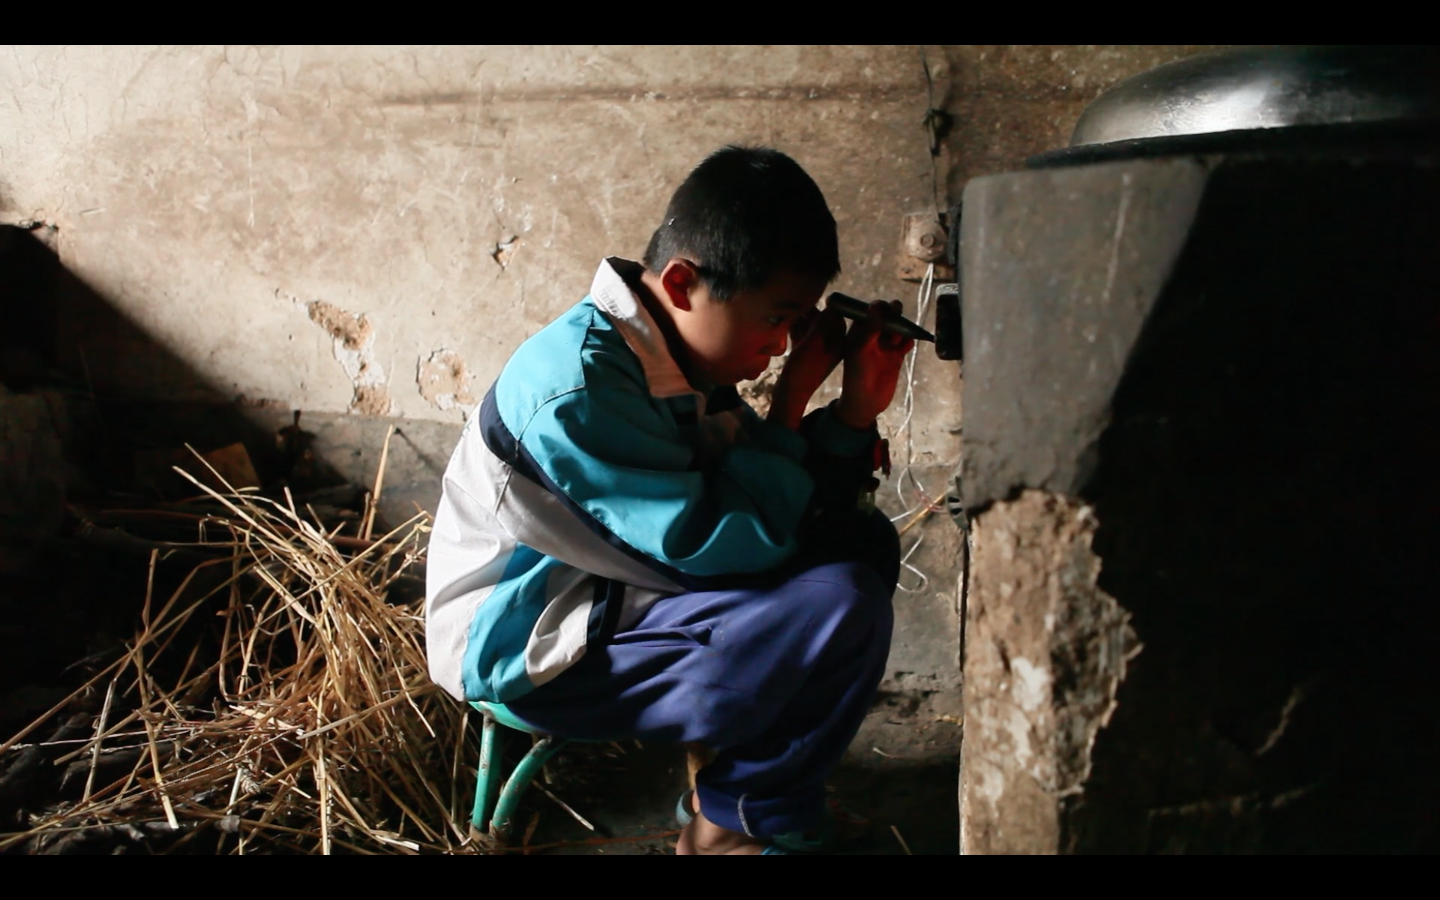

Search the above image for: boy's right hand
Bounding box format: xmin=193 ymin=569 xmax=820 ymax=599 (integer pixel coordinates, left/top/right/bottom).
xmin=769 ymin=305 xmax=847 ymax=431
xmin=835 ymin=300 xmax=914 ymax=430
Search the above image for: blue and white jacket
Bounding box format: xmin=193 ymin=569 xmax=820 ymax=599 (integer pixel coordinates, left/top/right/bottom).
xmin=425 ymin=258 xmax=879 ymax=703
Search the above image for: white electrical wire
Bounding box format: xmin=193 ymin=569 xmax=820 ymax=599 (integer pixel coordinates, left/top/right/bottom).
xmin=889 ymin=262 xmax=951 ymax=593
xmin=891 ymin=263 xmax=940 ymax=517
xmin=899 ymin=533 xmax=929 ymax=594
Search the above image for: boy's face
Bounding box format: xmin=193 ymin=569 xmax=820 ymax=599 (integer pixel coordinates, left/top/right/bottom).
xmin=668 ymin=265 xmax=827 ymax=386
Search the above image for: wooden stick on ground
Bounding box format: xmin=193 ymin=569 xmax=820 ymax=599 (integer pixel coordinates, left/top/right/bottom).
xmin=361 ymin=424 xmax=396 ymax=542
xmin=81 ymin=679 xmax=117 ymax=804
xmin=536 ymin=783 xmax=596 ymax=832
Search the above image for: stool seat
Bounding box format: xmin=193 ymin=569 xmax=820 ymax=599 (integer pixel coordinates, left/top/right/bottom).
xmin=472 ymin=700 xmax=545 ymax=734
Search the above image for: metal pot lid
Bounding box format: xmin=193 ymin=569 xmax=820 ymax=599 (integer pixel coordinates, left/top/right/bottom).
xmin=1070 ymin=46 xmax=1440 ymax=148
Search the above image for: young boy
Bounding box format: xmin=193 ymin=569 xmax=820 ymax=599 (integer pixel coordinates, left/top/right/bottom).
xmin=425 ymin=146 xmax=912 ymax=854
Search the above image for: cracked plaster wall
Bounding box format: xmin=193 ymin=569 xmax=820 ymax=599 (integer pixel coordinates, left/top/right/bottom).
xmin=1 ymin=45 xmax=1212 ymax=430
xmin=1 ymin=45 xmax=954 ymax=429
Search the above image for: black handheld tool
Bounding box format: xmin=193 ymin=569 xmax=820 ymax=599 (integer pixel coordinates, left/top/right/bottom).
xmin=826 ymin=292 xmax=936 ymax=343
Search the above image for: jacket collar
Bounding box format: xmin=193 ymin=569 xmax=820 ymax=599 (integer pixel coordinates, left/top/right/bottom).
xmin=589 ymin=257 xmax=700 ymax=401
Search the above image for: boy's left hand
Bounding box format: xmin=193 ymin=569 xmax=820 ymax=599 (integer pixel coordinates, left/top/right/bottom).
xmin=769 ymin=306 xmax=846 ymax=430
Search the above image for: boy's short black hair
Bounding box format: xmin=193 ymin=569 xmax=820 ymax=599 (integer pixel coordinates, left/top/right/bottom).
xmin=643 ymin=146 xmax=840 ymax=300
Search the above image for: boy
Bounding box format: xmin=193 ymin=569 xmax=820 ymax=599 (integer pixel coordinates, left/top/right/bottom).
xmin=425 ymin=146 xmax=912 ymax=854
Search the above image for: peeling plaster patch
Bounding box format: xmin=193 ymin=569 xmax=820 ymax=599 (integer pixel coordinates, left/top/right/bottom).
xmin=350 ymin=384 xmax=394 ymax=416
xmin=306 ymin=300 xmax=392 ymax=416
xmin=417 ymin=349 xmax=475 ymax=411
xmin=974 ymin=758 xmax=1007 ymax=806
xmin=491 ymin=235 xmax=519 ymax=269
xmin=308 ymin=300 xmax=374 ymax=350
xmin=13 ymin=219 xmax=59 ymax=251
xmin=960 ymin=489 xmax=1142 ymax=854
xmin=1006 ymin=705 xmax=1034 ymax=769
xmin=1010 ymin=657 xmax=1050 ymax=713
xmin=738 ymin=359 xmax=783 ymax=418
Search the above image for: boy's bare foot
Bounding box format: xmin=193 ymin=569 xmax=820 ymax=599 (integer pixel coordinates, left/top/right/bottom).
xmin=676 ymin=807 xmax=767 ymax=855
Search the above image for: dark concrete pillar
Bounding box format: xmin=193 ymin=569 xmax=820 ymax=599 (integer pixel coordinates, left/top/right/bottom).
xmin=958 ymin=147 xmax=1440 ymax=853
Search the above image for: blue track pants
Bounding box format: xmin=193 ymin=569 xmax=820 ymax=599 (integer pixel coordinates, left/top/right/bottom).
xmin=507 ymin=510 xmax=899 ymax=838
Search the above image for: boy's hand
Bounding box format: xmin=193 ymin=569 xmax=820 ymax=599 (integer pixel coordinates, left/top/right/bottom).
xmin=769 ymin=305 xmax=846 ymax=430
xmin=836 ymin=300 xmax=914 ymax=430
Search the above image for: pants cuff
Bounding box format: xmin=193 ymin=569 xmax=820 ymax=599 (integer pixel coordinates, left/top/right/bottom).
xmin=693 ymin=782 xmax=825 ymax=839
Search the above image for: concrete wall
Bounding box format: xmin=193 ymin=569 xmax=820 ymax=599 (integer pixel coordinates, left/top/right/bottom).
xmin=2 ymin=46 xmax=936 ymax=419
xmin=1 ymin=44 xmax=1212 ymax=419
xmin=1 ymin=44 xmax=1217 ymax=692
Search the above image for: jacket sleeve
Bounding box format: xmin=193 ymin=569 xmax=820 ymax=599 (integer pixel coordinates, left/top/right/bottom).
xmin=731 ymin=394 xmax=882 ymax=526
xmin=513 ymin=368 xmax=814 ymax=580
xmin=507 ymin=344 xmax=882 ymax=581
xmin=793 ymin=402 xmax=884 ymax=550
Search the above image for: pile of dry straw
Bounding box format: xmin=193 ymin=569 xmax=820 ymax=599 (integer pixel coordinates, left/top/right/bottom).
xmin=0 ymin=448 xmax=480 ymax=854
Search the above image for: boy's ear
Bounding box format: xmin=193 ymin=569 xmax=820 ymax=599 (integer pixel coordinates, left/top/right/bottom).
xmin=659 ymin=258 xmax=701 ymax=312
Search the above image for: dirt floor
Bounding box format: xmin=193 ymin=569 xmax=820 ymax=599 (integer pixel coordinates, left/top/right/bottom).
xmin=504 ymin=690 xmax=962 ymax=856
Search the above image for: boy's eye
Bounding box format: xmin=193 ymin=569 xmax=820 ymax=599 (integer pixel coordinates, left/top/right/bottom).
xmin=766 ymin=315 xmax=787 ymax=326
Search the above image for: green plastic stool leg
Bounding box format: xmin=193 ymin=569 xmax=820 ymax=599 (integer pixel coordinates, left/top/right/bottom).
xmin=490 ymin=735 xmax=568 ymax=840
xmin=471 ymin=713 xmax=503 ymax=833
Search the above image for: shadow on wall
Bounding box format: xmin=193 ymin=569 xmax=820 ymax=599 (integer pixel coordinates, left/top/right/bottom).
xmin=1 ymin=223 xmax=459 ymax=737
xmin=0 ymin=224 xmax=460 ymax=537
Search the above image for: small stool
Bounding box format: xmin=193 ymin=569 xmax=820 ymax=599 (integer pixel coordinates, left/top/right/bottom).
xmin=470 ymin=700 xmax=589 ymax=840
xmin=469 ymin=700 xmax=710 ymax=843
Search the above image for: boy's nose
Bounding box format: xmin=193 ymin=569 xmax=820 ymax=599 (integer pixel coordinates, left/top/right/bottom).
xmin=763 ymin=335 xmax=789 ymax=357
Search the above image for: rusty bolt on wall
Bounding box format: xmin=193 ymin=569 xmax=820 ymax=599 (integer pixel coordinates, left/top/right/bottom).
xmin=898 ymin=212 xmax=954 ymax=281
